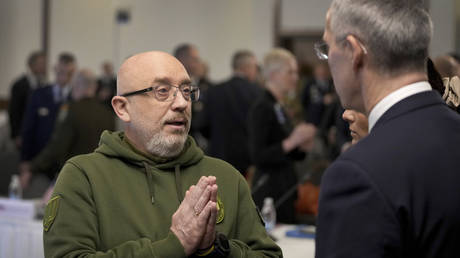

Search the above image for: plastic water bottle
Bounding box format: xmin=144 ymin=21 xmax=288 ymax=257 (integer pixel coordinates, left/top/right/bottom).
xmin=8 ymin=174 xmax=22 ymax=199
xmin=261 ymin=197 xmax=276 ymax=232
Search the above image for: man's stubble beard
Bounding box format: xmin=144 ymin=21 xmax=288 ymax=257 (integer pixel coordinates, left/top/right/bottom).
xmin=140 ymin=113 xmax=191 ymax=158
xmin=146 ymin=129 xmax=189 ymax=158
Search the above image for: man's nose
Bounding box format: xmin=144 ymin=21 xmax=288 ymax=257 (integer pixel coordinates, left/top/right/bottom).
xmin=170 ymin=89 xmax=189 ymax=110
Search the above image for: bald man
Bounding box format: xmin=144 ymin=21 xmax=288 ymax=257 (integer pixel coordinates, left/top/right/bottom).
xmin=43 ymin=51 xmax=281 ymax=258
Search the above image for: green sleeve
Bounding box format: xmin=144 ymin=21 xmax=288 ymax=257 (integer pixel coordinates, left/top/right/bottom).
xmin=228 ymin=177 xmax=283 ymax=258
xmin=43 ymin=162 xmax=186 ymax=258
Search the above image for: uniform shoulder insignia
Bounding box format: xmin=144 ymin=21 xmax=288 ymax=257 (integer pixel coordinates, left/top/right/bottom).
xmin=43 ymin=195 xmax=61 ymax=232
xmin=216 ymin=196 xmax=224 ymax=224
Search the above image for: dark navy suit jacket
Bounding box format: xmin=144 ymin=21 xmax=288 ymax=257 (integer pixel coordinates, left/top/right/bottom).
xmin=21 ymin=85 xmax=63 ymax=161
xmin=200 ymin=76 xmax=261 ymax=174
xmin=316 ymin=91 xmax=460 ymax=258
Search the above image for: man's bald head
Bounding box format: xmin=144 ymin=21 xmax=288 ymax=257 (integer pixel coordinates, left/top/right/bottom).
xmin=117 ymin=51 xmax=189 ymax=95
xmin=111 ymin=51 xmax=192 ymax=158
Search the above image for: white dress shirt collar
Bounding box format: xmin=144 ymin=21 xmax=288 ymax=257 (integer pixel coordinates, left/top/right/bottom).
xmin=368 ymin=81 xmax=432 ymax=132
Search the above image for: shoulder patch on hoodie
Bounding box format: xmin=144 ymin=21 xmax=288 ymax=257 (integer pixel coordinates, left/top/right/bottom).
xmin=44 ymin=195 xmax=61 ymax=232
xmin=216 ymin=196 xmax=224 ymax=224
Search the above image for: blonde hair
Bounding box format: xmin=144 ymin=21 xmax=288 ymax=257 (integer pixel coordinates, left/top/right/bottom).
xmin=263 ymin=48 xmax=295 ymax=81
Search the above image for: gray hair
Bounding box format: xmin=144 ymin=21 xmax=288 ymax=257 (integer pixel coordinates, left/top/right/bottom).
xmin=263 ymin=48 xmax=295 ymax=80
xmin=232 ymin=50 xmax=255 ymax=70
xmin=329 ymin=0 xmax=433 ymax=74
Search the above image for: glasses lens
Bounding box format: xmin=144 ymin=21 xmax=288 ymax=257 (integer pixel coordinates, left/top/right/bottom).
xmin=179 ymin=84 xmax=192 ymax=100
xmin=314 ymin=42 xmax=329 ymax=60
xmin=154 ymin=85 xmax=172 ymax=101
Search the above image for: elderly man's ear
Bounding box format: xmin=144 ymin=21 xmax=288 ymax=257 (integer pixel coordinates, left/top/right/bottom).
xmin=112 ymin=96 xmax=131 ymax=122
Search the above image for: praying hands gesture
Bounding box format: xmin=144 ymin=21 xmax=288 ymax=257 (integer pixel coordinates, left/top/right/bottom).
xmin=170 ymin=176 xmax=218 ymax=256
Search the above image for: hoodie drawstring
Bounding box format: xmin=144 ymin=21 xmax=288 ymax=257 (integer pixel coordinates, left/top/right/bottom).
xmin=175 ymin=165 xmax=184 ymax=202
xmin=143 ymin=162 xmax=155 ymax=204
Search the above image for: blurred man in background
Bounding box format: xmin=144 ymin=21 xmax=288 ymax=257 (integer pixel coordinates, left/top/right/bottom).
xmin=8 ymin=51 xmax=47 ymax=149
xmin=174 ymin=43 xmax=213 ymax=150
xmin=200 ymin=50 xmax=261 ymax=176
xmin=96 ymin=61 xmax=117 ymax=109
xmin=20 ymin=53 xmax=76 ymax=163
xmin=20 ymin=69 xmax=115 ymax=198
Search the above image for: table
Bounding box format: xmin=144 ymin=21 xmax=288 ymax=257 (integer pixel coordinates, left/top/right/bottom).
xmin=272 ymin=224 xmax=315 ymax=258
xmin=0 ymin=216 xmax=44 ymax=258
xmin=0 ymin=217 xmax=314 ymax=258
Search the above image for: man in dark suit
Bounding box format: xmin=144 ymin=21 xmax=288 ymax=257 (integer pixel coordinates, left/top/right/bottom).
xmin=200 ymin=50 xmax=261 ymax=176
xmin=20 ymin=53 xmax=76 ymax=163
xmin=8 ymin=51 xmax=47 ymax=148
xmin=21 ymin=69 xmax=116 ymax=198
xmin=315 ymin=1 xmax=460 ymax=257
xmin=174 ymin=44 xmax=213 ymax=150
xmin=96 ymin=61 xmax=117 ymax=110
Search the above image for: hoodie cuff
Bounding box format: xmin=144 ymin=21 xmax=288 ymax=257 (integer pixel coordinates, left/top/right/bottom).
xmin=151 ymin=230 xmax=187 ymax=258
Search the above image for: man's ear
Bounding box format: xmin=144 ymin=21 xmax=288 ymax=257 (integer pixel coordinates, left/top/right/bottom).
xmin=346 ymin=35 xmax=367 ymax=71
xmin=111 ymin=96 xmax=131 ymax=122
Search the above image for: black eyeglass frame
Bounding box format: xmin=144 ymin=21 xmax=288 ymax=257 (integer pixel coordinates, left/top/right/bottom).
xmin=120 ymin=84 xmax=200 ymax=102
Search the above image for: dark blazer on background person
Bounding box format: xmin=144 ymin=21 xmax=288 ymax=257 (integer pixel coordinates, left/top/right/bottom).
xmin=201 ymin=76 xmax=261 ymax=175
xmin=316 ymin=91 xmax=460 ymax=258
xmin=21 ymin=85 xmax=64 ymax=161
xmin=248 ymin=89 xmax=305 ymax=224
xmin=96 ymin=76 xmax=117 ymax=109
xmin=8 ymin=75 xmax=36 ymax=139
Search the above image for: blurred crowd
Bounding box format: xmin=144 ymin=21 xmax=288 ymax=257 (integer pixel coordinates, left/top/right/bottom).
xmin=1 ymin=43 xmax=460 ymax=224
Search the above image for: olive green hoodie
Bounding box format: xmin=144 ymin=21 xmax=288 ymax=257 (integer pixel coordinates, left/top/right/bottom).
xmin=44 ymin=131 xmax=282 ymax=258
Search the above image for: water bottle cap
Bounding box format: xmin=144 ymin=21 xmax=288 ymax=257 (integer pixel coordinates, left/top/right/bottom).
xmin=11 ymin=174 xmax=19 ymax=183
xmin=264 ymin=197 xmax=274 ymax=205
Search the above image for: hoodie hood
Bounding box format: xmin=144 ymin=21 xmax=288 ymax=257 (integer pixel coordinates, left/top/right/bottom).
xmin=95 ymin=130 xmax=204 ymax=170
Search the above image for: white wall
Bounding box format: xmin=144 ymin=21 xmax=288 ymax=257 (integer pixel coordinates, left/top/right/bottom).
xmin=113 ymin=0 xmax=275 ymax=83
xmin=50 ymin=0 xmax=114 ymax=80
xmin=0 ymin=0 xmax=458 ymax=99
xmin=281 ymin=0 xmax=332 ymax=32
xmin=430 ymin=0 xmax=456 ymax=57
xmin=49 ymin=0 xmax=274 ymax=85
xmin=0 ymin=0 xmax=41 ymax=98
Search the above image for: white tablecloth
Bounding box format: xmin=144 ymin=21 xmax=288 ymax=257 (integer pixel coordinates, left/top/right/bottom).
xmin=271 ymin=224 xmax=315 ymax=258
xmin=0 ymin=216 xmax=314 ymax=258
xmin=0 ymin=216 xmax=44 ymax=258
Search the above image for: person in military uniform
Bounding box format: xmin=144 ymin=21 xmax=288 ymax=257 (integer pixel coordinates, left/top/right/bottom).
xmin=43 ymin=51 xmax=281 ymax=258
xmin=20 ymin=69 xmax=115 ymax=198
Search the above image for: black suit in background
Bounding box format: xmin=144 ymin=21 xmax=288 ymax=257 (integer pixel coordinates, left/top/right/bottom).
xmin=21 ymin=85 xmax=64 ymax=161
xmin=96 ymin=76 xmax=117 ymax=109
xmin=316 ymin=91 xmax=460 ymax=258
xmin=248 ymin=90 xmax=305 ymax=224
xmin=200 ymin=76 xmax=261 ymax=175
xmin=8 ymin=75 xmax=40 ymax=139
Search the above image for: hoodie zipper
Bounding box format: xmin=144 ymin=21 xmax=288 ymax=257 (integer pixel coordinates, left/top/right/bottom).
xmin=174 ymin=165 xmax=183 ymax=202
xmin=143 ymin=162 xmax=155 ymax=204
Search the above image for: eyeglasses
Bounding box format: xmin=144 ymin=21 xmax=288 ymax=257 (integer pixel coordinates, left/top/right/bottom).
xmin=121 ymin=83 xmax=200 ymax=102
xmin=314 ymin=41 xmax=329 ymax=60
xmin=314 ymin=36 xmax=368 ymax=61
